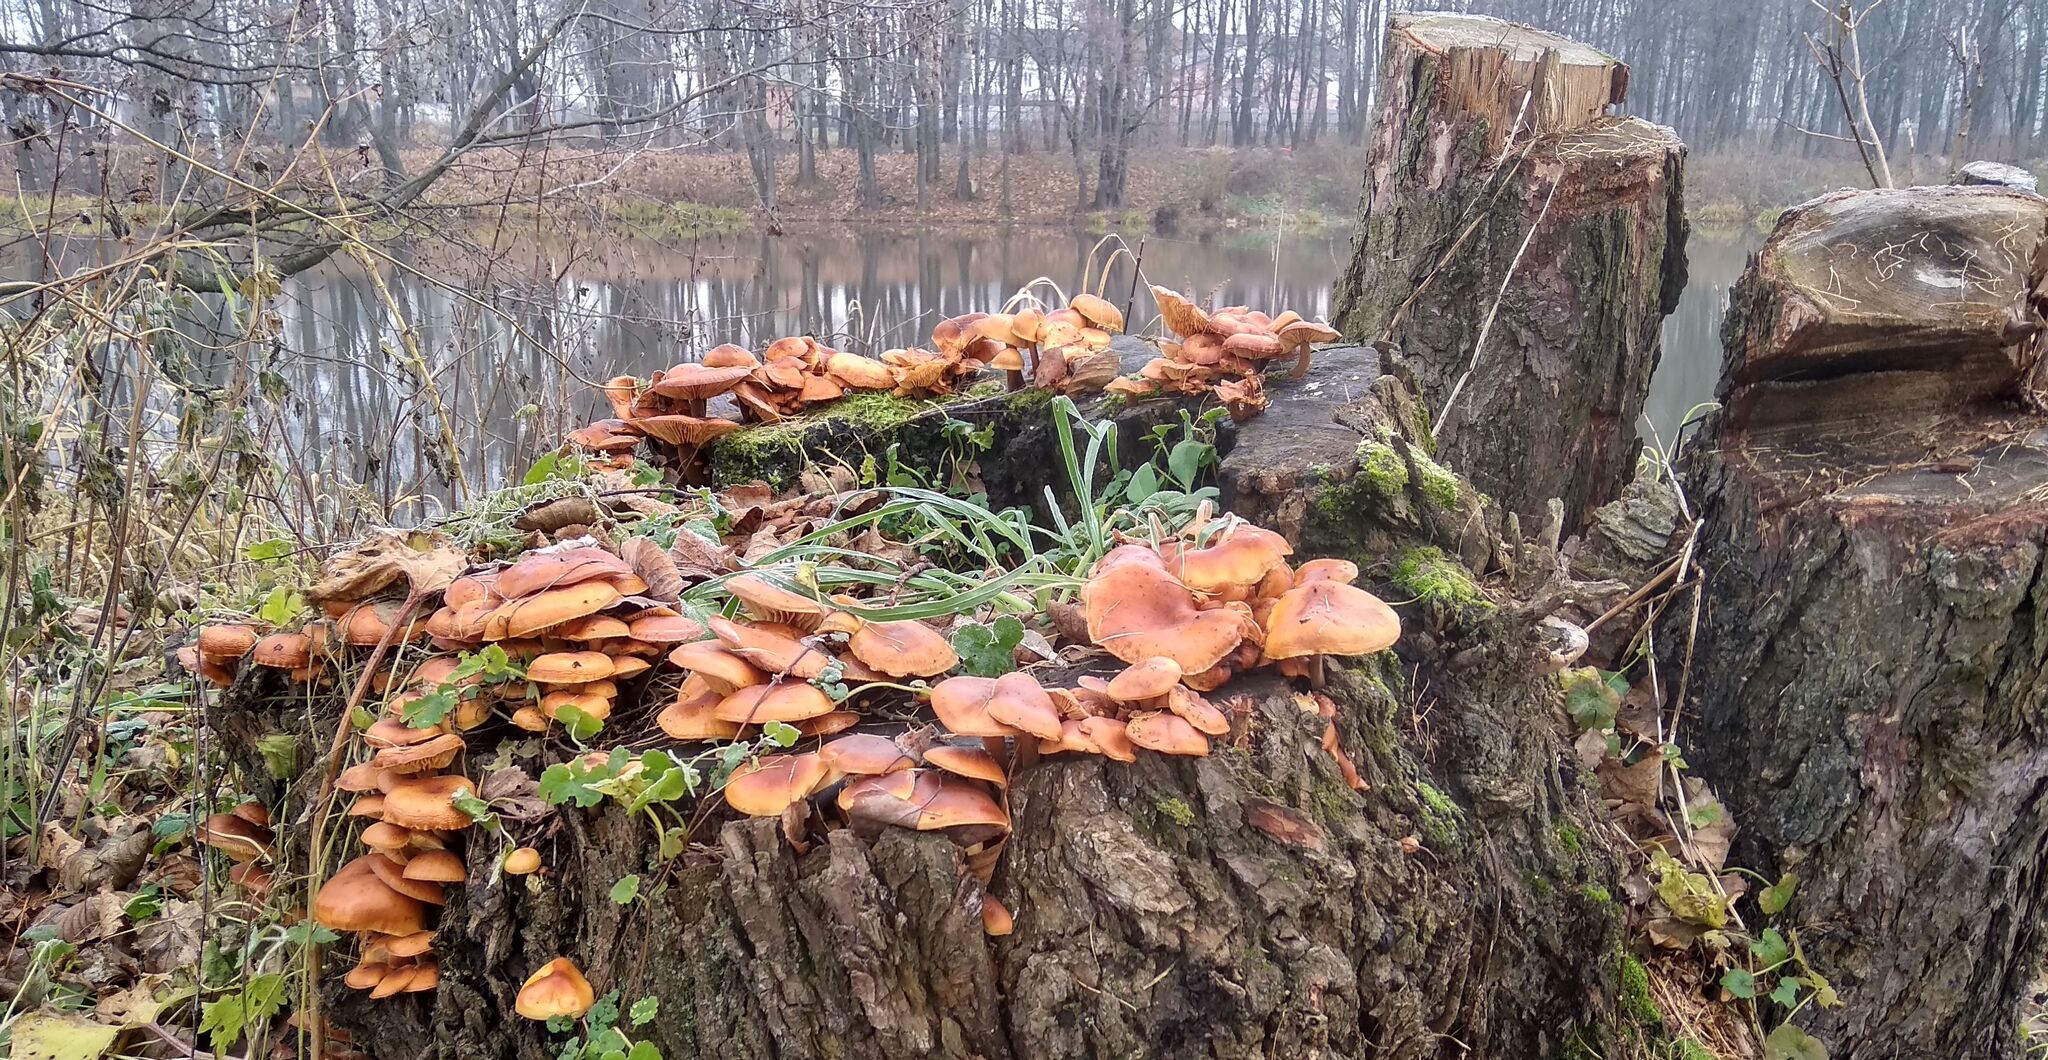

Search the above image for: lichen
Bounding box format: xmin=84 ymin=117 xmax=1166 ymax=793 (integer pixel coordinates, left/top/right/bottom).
xmin=1391 ymin=547 xmax=1488 ymax=611
xmin=1154 ymin=795 xmax=1196 ymax=827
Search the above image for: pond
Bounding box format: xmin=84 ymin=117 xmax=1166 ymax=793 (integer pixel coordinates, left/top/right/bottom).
xmin=259 ymin=222 xmax=1760 ymax=515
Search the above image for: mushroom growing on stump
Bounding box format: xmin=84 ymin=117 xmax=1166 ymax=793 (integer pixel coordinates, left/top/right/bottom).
xmin=515 ymin=957 xmax=596 ymax=1020
xmin=1261 ymin=580 xmax=1403 ymax=687
xmin=724 ymin=752 xmax=835 ymax=817
xmin=1080 ymin=551 xmax=1245 ymax=674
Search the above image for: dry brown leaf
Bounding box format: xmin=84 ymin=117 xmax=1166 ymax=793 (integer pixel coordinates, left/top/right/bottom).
xmin=514 ymin=496 xmax=604 ymax=534
xmin=59 ymin=819 xmax=150 ymax=894
xmin=669 ymin=528 xmax=734 ymax=579
xmin=133 ymin=898 xmax=202 ymax=973
xmin=308 ymin=529 xmax=467 ymax=601
xmin=620 ymin=536 xmax=683 ymax=603
xmin=1596 ymin=752 xmax=1663 ymax=809
xmin=94 ymin=975 xmax=171 ymax=1026
xmin=1245 ymin=800 xmax=1324 ymax=850
xmin=53 ymin=892 xmax=127 ymax=943
xmin=39 ymin=823 xmax=85 ymax=873
xmin=1682 ymin=777 xmax=1736 ymax=872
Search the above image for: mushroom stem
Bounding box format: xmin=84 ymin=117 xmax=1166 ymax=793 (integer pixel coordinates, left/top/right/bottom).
xmin=1004 ymin=369 xmax=1024 ymax=391
xmin=1308 ymin=654 xmax=1326 ymax=690
xmin=685 ymin=397 xmax=707 ymax=418
xmin=1014 ymin=737 xmax=1041 ymax=774
xmin=982 ymin=736 xmax=1010 ymax=768
xmin=1289 ymin=345 xmax=1313 ymax=381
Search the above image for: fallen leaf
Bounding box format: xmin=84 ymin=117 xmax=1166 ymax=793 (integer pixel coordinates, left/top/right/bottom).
xmin=9 ymin=1009 xmax=122 ymax=1060
xmin=1572 ymin=729 xmax=1608 ymax=771
xmin=133 ymin=898 xmax=202 ymax=973
xmin=513 ymin=496 xmax=604 ymax=534
xmin=308 ymin=529 xmax=467 ymax=601
xmin=620 ymin=536 xmax=682 ymax=603
xmin=1596 ymin=753 xmax=1662 ymax=808
xmin=52 ymin=892 xmax=127 ymax=943
xmin=39 ymin=823 xmax=85 ymax=873
xmin=1245 ymin=800 xmax=1325 ymax=850
xmin=94 ymin=976 xmax=170 ymax=1026
xmin=59 ymin=818 xmax=151 ymax=893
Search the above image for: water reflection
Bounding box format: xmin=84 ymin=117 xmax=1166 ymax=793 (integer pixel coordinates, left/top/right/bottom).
xmin=23 ymin=222 xmax=1758 ymax=525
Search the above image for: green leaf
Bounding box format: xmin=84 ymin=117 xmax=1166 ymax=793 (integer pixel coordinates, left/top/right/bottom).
xmin=1166 ymin=438 xmax=1208 ymax=490
xmin=402 ymin=688 xmax=460 ymax=728
xmin=628 ymin=995 xmax=659 ymax=1026
xmin=762 ymin=721 xmax=800 ymax=748
xmin=1719 ymin=967 xmax=1756 ymax=999
xmin=610 ymin=874 xmax=641 ymax=905
xmin=244 ymin=538 xmax=293 ymax=562
xmin=1124 ymin=463 xmax=1160 ymax=504
xmin=243 ymin=973 xmax=288 ymax=1022
xmin=625 ymin=1041 xmax=662 ymax=1060
xmin=1560 ymin=667 xmax=1622 ymax=731
xmin=1758 ymin=872 xmax=1799 ymax=916
xmin=1750 ymin=927 xmax=1791 ymax=966
xmin=282 ymin=921 xmax=338 ymax=947
xmin=557 ymin=704 xmax=605 ymax=743
xmin=255 ymin=733 xmax=298 ymax=779
xmin=1763 ymin=1023 xmax=1829 ymax=1060
xmin=199 ymin=993 xmax=246 ymax=1053
xmin=524 ymin=451 xmax=561 ymax=485
xmin=950 ymin=614 xmax=1026 ymax=678
xmin=587 ymin=992 xmax=622 ymax=1035
xmin=1769 ymin=977 xmax=1802 ymax=1008
xmin=453 ymin=790 xmax=497 ymax=827
xmin=122 ymin=888 xmax=163 ymax=922
xmin=256 ymin=585 xmax=305 ymax=627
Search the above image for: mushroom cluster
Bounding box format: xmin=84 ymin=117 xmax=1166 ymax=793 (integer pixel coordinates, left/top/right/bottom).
xmin=311 ymin=759 xmax=472 ymax=998
xmin=930 ymin=291 xmax=1126 ymax=393
xmin=1109 ymin=286 xmax=1342 ymax=421
xmin=177 ymin=622 xmax=327 ymax=688
xmin=195 ymin=800 xmax=278 ymax=895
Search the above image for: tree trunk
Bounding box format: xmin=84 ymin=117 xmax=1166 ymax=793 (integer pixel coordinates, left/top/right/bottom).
xmin=1669 ymin=185 xmax=2048 ymax=1059
xmin=1331 ymin=13 xmax=1688 ymax=535
xmin=249 ymin=348 xmax=1650 ymax=1060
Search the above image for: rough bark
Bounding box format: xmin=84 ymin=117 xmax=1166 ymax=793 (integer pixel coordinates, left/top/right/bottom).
xmin=209 ymin=349 xmax=1656 ymax=1060
xmin=1669 ymin=185 xmax=2048 ymax=1059
xmin=1332 ymin=13 xmax=1688 ymax=535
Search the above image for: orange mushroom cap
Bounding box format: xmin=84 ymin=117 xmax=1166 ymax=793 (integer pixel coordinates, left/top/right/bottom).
xmin=667 ymin=640 xmax=768 ymax=693
xmin=313 ymin=855 xmax=428 ymax=936
xmin=928 ymin=676 xmax=1025 ymax=739
xmin=1081 ymin=560 xmax=1244 ymax=673
xmin=1262 ymin=581 xmax=1402 ymax=660
xmin=647 ymin=363 xmax=753 ymax=402
xmin=504 ymin=847 xmax=543 ymax=875
xmin=249 ymin=632 xmax=312 ymax=668
xmin=516 ymin=957 xmax=596 ymax=1020
xmin=848 ymin=619 xmax=959 ymax=678
xmin=486 ymin=582 xmax=623 ymax=641
xmin=401 ymin=850 xmax=466 ymax=883
xmin=1125 ymin=711 xmax=1210 ymax=756
xmin=713 ymin=681 xmax=838 ymax=724
xmin=709 ymin=616 xmax=831 ymax=678
xmin=922 ymin=744 xmax=1007 ymax=786
xmin=1069 ymin=293 xmax=1125 ymax=333
xmin=724 ymin=574 xmax=834 ymax=631
xmin=987 ymin=672 xmax=1062 ymax=740
xmin=380 ymin=774 xmax=477 ymax=832
xmin=818 ymin=733 xmax=917 ymax=776
xmin=198 ymin=623 xmax=260 ymax=659
xmin=1078 ymin=716 xmax=1138 ymax=762
xmin=1105 ymin=657 xmax=1184 ymax=702
xmin=723 ymin=752 xmax=833 ymax=817
xmin=657 ymin=687 xmax=747 ymax=741
xmin=526 ymin=650 xmax=616 ymax=685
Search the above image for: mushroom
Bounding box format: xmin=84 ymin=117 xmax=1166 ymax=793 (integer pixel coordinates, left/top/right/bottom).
xmin=818 ymin=733 xmax=918 ymax=776
xmin=922 ymin=744 xmax=1007 ymax=787
xmin=1125 ymin=711 xmax=1210 ymax=756
xmin=1105 ymin=657 xmax=1183 ymax=705
xmin=380 ymin=774 xmax=478 ymax=832
xmin=928 ymin=677 xmax=1025 ymax=739
xmin=312 ymin=855 xmax=429 ymax=936
xmin=709 ymin=617 xmax=833 ymax=678
xmin=1166 ymin=684 xmax=1231 ymax=736
xmin=250 ymin=632 xmax=312 ymax=669
xmin=486 ymin=582 xmax=624 ymax=641
xmin=198 ymin=623 xmax=260 ymax=660
xmin=526 ymin=650 xmax=616 ymax=685
xmin=1292 ymin=558 xmax=1360 ymax=586
xmin=504 ymin=847 xmax=543 ymax=875
xmin=724 ymin=752 xmax=834 ymax=817
xmin=846 ymin=618 xmax=958 ymax=678
xmin=987 ymin=672 xmax=1061 ymax=740
xmin=981 ymin=893 xmax=1015 ymax=937
xmin=1164 ymin=523 xmax=1293 ymax=596
xmin=657 ymin=687 xmax=747 ymax=741
xmin=1261 ymin=581 xmax=1402 ymax=687
xmin=197 ymin=812 xmax=275 ymax=862
xmin=401 ymin=850 xmax=466 ymax=883
xmin=1069 ymin=293 xmax=1125 ymax=333
xmin=369 ymin=965 xmax=418 ymax=999
xmin=373 ymin=733 xmax=466 ymax=774
xmin=516 ymin=957 xmax=596 ymax=1020
xmin=495 ymin=547 xmax=638 ymax=600
xmin=724 ymin=574 xmax=835 ymax=631
xmin=667 ymin=641 xmax=768 ymax=693
xmin=1080 ymin=557 xmax=1244 ymax=673
xmin=712 ymin=681 xmax=838 ymax=725
xmin=1078 ymin=716 xmax=1138 ymax=763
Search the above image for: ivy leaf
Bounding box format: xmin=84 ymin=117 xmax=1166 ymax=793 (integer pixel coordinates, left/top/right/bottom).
xmin=557 ymin=704 xmax=605 ymax=743
xmin=629 ymin=996 xmax=659 ymax=1026
xmin=1763 ymin=1023 xmax=1829 ymax=1060
xmin=1769 ymin=977 xmax=1802 ymax=1008
xmin=1758 ymin=872 xmax=1799 ymax=916
xmin=1750 ymin=927 xmax=1791 ymax=966
xmin=256 ymin=585 xmax=304 ymax=627
xmin=762 ymin=721 xmax=800 ymax=748
xmin=610 ymin=874 xmax=641 ymax=905
xmin=1560 ymin=668 xmax=1622 ymax=731
xmin=950 ymin=615 xmax=1026 ymax=678
xmin=1719 ymin=967 xmax=1757 ymax=999
xmin=453 ymin=790 xmax=498 ymax=827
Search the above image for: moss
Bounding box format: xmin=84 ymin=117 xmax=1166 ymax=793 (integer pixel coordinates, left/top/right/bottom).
xmin=1154 ymin=795 xmax=1196 ymax=828
xmin=1562 ymin=1027 xmax=1604 ymax=1060
xmin=1525 ymin=872 xmax=1554 ymax=900
xmin=1554 ymin=820 xmax=1585 ymax=856
xmin=707 ymin=392 xmax=939 ymax=488
xmin=1671 ymin=1039 xmax=1715 ymax=1060
xmin=1580 ymin=883 xmax=1614 ymax=904
xmin=1391 ymin=547 xmax=1488 ymax=611
xmin=1359 ymin=442 xmax=1410 ymax=498
xmin=1618 ymin=952 xmax=1661 ymax=1026
xmin=1413 ymin=781 xmax=1464 ymax=847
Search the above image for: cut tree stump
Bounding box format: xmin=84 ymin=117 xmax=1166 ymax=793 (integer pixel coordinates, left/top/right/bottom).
xmin=206 ymin=351 xmax=1654 ymax=1059
xmin=1669 ymin=185 xmax=2048 ymax=1058
xmin=1332 ymin=13 xmax=1687 ymax=535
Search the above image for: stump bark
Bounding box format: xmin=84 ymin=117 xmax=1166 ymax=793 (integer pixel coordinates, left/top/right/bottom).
xmin=219 ymin=351 xmax=1653 ymax=1060
xmin=1670 ymin=185 xmax=2048 ymax=1058
xmin=1332 ymin=13 xmax=1687 ymax=534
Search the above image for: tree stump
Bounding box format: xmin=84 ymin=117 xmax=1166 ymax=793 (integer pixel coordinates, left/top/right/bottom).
xmin=1670 ymin=185 xmax=2048 ymax=1058
xmin=1332 ymin=13 xmax=1687 ymax=534
xmin=206 ymin=353 xmax=1651 ymax=1059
